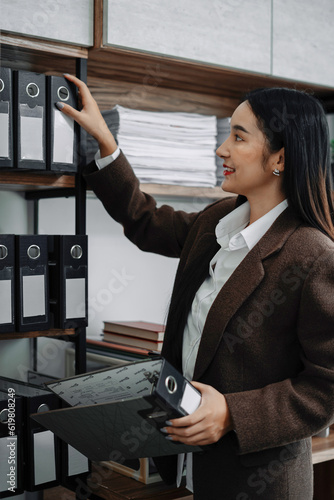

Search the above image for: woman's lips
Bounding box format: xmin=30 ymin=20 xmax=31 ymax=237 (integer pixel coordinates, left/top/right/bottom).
xmin=223 ymin=165 xmax=235 ymax=176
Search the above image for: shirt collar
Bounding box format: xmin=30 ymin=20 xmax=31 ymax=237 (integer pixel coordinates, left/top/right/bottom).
xmin=215 ymin=199 xmax=289 ymax=251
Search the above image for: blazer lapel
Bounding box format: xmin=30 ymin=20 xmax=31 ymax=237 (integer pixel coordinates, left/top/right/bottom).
xmin=193 ymin=206 xmax=302 ymax=380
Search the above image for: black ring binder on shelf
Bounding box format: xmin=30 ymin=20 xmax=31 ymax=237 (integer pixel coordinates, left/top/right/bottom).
xmin=48 ymin=234 xmax=88 ymax=329
xmin=46 ymin=75 xmax=79 ymax=173
xmin=13 ymin=70 xmax=46 ymax=170
xmin=15 ymin=235 xmax=50 ymax=332
xmin=0 ymin=377 xmax=61 ymax=492
xmin=0 ymin=235 xmax=15 ymax=334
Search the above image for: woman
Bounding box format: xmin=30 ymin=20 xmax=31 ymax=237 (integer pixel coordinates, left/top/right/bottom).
xmin=57 ymin=76 xmax=334 ymax=499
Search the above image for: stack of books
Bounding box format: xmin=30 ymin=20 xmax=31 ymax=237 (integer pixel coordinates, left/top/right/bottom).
xmin=103 ymin=320 xmax=165 ymax=353
xmin=86 ymin=105 xmax=218 ymax=187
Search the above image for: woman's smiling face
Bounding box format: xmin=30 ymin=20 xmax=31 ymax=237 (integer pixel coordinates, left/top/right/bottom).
xmin=216 ymin=101 xmax=284 ymax=200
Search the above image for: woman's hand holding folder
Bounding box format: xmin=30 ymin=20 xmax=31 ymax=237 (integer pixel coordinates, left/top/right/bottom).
xmin=163 ymin=381 xmax=233 ymax=446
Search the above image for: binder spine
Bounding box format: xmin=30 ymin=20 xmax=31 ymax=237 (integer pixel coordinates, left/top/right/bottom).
xmin=0 ymin=235 xmax=15 ymax=334
xmin=46 ymin=75 xmax=78 ymax=173
xmin=13 ymin=70 xmax=46 ymax=170
xmin=0 ymin=67 xmax=13 ymax=169
xmin=15 ymin=235 xmax=50 ymax=332
xmin=48 ymin=235 xmax=88 ymax=329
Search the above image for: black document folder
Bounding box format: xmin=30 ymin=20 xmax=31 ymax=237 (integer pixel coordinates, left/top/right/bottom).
xmin=0 ymin=378 xmax=61 ymax=492
xmin=0 ymin=235 xmax=15 ymax=334
xmin=15 ymin=235 xmax=50 ymax=332
xmin=46 ymin=75 xmax=78 ymax=172
xmin=0 ymin=67 xmax=13 ymax=169
xmin=32 ymin=358 xmax=202 ymax=462
xmin=0 ymin=389 xmax=24 ymax=498
xmin=48 ymin=234 xmax=88 ymax=329
xmin=13 ymin=70 xmax=46 ymax=170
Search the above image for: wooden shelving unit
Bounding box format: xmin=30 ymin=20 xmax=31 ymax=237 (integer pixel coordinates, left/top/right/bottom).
xmin=0 ymin=35 xmax=88 ymax=377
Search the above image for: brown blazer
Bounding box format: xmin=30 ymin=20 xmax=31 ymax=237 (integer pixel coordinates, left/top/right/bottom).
xmin=84 ymin=152 xmax=334 ymax=499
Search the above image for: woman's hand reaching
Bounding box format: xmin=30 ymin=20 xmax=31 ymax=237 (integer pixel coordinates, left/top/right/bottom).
xmin=57 ymin=74 xmax=118 ymax=157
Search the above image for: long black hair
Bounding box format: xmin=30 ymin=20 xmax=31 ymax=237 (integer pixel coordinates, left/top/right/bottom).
xmin=244 ymin=87 xmax=334 ymax=240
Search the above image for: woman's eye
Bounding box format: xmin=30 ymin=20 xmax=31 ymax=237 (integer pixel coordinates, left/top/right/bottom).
xmin=235 ymin=134 xmax=243 ymax=142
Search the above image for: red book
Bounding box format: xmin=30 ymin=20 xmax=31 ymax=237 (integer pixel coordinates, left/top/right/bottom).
xmin=103 ymin=320 xmax=165 ymax=341
xmin=86 ymin=338 xmax=153 ymax=356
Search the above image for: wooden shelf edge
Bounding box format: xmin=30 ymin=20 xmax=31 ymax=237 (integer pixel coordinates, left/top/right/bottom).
xmin=0 ymin=175 xmax=229 ymax=198
xmin=0 ymin=328 xmax=76 ymax=340
xmin=139 ymin=183 xmax=231 ymax=199
xmin=88 ymin=45 xmax=334 ymax=97
xmin=0 ymin=171 xmax=75 ymax=190
xmin=312 ymin=429 xmax=334 ymax=464
xmin=0 ymin=32 xmax=89 ymax=59
xmin=87 ymin=184 xmax=231 ymax=200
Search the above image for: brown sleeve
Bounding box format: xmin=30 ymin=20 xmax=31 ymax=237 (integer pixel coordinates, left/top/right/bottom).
xmin=83 ymin=152 xmax=199 ymax=258
xmin=225 ymin=247 xmax=334 ymax=455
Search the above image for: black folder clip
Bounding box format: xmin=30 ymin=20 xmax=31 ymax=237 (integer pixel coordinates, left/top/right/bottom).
xmin=140 ymin=358 xmax=202 ymax=427
xmin=48 ymin=235 xmax=88 ymax=329
xmin=13 ymin=70 xmax=46 ymax=170
xmin=0 ymin=67 xmax=13 ymax=169
xmin=0 ymin=235 xmax=15 ymax=334
xmin=46 ymin=75 xmax=78 ymax=173
xmin=16 ymin=235 xmax=50 ymax=332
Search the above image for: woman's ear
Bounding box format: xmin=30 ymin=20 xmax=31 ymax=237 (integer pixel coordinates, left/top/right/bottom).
xmin=274 ymin=147 xmax=285 ymax=173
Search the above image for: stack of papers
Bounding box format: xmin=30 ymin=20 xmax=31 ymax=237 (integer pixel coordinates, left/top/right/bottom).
xmin=86 ymin=105 xmax=218 ymax=187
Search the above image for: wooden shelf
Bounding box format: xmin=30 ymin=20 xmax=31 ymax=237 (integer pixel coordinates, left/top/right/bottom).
xmin=312 ymin=428 xmax=334 ymax=464
xmin=0 ymin=171 xmax=75 ymax=191
xmin=87 ymin=465 xmax=192 ymax=500
xmin=0 ymin=329 xmax=76 ymax=340
xmin=87 ymin=46 xmax=334 ymax=112
xmin=0 ymin=172 xmax=227 ymax=198
xmin=139 ymin=183 xmax=230 ymax=199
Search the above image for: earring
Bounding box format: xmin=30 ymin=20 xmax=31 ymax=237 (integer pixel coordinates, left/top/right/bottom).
xmin=273 ymin=168 xmax=280 ymax=176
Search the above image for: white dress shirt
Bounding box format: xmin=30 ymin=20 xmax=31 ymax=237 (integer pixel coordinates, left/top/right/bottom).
xmin=179 ymin=198 xmax=288 ymax=492
xmin=95 ymin=147 xmax=121 ymax=168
